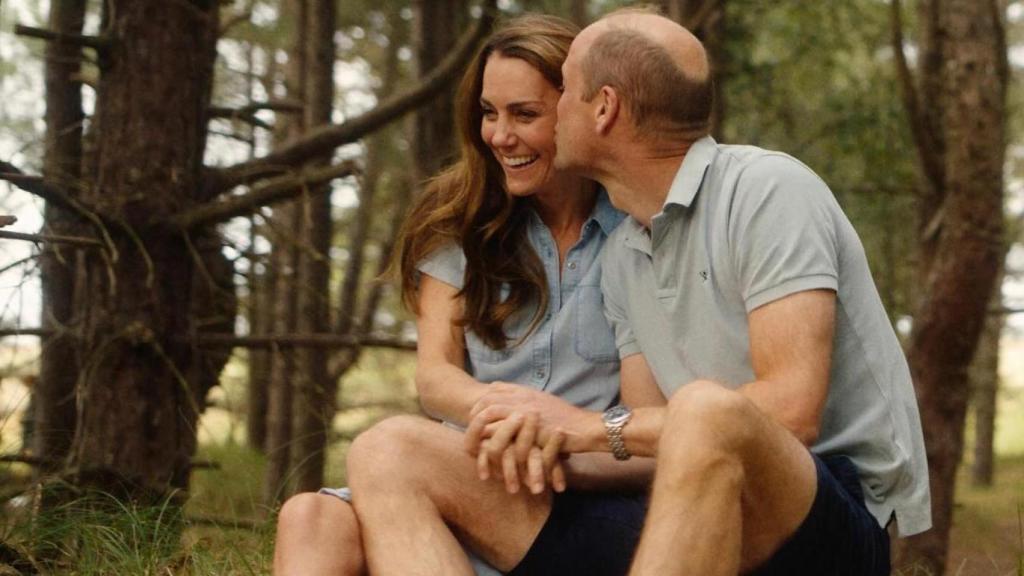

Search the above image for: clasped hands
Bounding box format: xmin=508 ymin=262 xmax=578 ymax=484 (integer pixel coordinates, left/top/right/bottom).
xmin=464 ymin=383 xmax=593 ymax=496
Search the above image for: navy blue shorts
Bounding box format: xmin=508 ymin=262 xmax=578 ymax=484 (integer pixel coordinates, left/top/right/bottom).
xmin=752 ymin=454 xmax=891 ymax=576
xmin=508 ymin=490 xmax=647 ymax=576
xmin=508 ymin=454 xmax=887 ymax=576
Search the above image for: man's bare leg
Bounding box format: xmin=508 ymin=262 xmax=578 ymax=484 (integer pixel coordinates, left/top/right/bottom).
xmin=347 ymin=415 xmax=553 ymax=576
xmin=629 ymin=381 xmax=818 ymax=576
xmin=273 ymin=493 xmax=366 ymax=575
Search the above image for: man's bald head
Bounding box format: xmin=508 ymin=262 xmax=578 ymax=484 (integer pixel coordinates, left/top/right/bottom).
xmin=577 ymin=8 xmax=713 ymax=141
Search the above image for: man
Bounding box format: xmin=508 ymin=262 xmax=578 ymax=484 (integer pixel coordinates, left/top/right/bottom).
xmin=468 ymin=8 xmax=931 ymax=575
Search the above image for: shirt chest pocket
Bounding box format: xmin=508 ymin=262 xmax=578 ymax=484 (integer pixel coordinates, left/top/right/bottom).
xmin=574 ymin=285 xmax=619 ymax=363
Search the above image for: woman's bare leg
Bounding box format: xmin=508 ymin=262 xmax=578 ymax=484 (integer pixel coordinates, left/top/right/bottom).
xmin=274 ymin=492 xmax=366 ymax=576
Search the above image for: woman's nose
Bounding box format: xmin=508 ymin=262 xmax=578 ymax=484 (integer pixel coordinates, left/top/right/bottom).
xmin=491 ymin=119 xmax=516 ymax=147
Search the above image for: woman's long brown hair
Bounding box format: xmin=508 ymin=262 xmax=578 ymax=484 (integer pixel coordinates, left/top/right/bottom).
xmin=394 ymin=14 xmax=579 ymax=350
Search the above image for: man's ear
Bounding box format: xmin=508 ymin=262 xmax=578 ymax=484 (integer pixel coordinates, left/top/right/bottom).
xmin=594 ymin=85 xmax=620 ymax=135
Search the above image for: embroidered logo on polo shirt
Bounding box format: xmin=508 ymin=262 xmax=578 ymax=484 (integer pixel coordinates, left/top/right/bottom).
xmin=699 ymin=269 xmax=709 ymax=283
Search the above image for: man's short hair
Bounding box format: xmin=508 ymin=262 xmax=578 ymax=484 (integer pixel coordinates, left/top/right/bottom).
xmin=580 ymin=24 xmax=713 ymax=140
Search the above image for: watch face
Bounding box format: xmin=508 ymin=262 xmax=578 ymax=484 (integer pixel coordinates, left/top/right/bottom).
xmin=604 ymin=405 xmax=631 ymax=425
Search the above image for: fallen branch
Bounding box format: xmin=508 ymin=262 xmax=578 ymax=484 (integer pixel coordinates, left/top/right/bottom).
xmin=206 ymin=4 xmax=495 ymax=194
xmin=189 ymin=333 xmax=417 ymax=351
xmin=14 ymin=23 xmax=110 ymax=52
xmin=172 ymin=161 xmax=358 ymax=229
xmin=0 ymin=328 xmax=54 ymax=338
xmin=185 ymin=514 xmax=264 ymax=531
xmin=0 ymin=229 xmax=103 ymax=247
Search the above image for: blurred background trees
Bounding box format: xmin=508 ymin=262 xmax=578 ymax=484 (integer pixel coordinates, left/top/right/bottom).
xmin=0 ymin=0 xmax=1021 ymax=574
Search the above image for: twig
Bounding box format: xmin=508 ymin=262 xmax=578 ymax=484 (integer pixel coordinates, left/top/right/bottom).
xmin=185 ymin=514 xmax=265 ymax=531
xmin=14 ymin=24 xmax=110 ymax=52
xmin=0 ymin=328 xmax=54 ymax=338
xmin=0 ymin=229 xmax=103 ymax=247
xmin=188 ymin=333 xmax=417 ymax=351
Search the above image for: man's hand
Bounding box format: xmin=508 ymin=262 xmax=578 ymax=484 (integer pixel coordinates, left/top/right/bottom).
xmin=465 ymin=384 xmax=596 ymax=494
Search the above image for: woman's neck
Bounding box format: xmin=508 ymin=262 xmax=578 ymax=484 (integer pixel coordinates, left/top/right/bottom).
xmin=531 ymin=178 xmax=598 ymax=236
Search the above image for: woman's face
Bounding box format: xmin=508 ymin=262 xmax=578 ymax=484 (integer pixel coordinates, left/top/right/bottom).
xmin=479 ymin=53 xmax=562 ymax=199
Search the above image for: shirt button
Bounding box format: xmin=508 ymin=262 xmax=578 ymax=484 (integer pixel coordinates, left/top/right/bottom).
xmin=568 ymin=262 xmax=577 ymax=270
xmin=535 ymin=370 xmax=545 ymax=379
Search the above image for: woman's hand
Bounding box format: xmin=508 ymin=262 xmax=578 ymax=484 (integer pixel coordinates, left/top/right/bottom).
xmin=472 ymin=411 xmax=568 ymax=494
xmin=465 ymin=385 xmax=600 ymax=493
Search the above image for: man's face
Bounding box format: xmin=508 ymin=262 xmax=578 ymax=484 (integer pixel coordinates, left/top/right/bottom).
xmin=553 ymin=36 xmax=593 ymax=174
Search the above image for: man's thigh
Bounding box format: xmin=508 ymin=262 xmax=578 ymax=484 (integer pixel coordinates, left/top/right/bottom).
xmin=508 ymin=490 xmax=647 ymax=576
xmin=750 ymin=454 xmax=890 ymax=576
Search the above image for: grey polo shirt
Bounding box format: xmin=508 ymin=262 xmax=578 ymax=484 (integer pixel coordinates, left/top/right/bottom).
xmin=419 ymin=189 xmax=626 ymax=414
xmin=601 ymin=137 xmax=931 ymax=537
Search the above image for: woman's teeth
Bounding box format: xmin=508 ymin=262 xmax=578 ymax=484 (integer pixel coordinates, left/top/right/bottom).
xmin=504 ymin=155 xmax=539 ymax=167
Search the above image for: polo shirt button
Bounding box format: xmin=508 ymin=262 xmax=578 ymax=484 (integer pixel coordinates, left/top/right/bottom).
xmin=535 ymin=370 xmax=545 ymax=378
xmin=567 ymin=262 xmax=577 ymax=270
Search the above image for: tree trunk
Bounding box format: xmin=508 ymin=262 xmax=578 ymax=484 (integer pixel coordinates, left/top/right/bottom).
xmin=262 ymin=0 xmax=307 ymax=506
xmin=413 ymin=0 xmax=463 ymax=177
xmin=290 ymin=0 xmax=337 ymax=494
xmin=894 ymin=0 xmax=1007 ymax=573
xmin=35 ymin=0 xmax=86 ymax=473
xmin=970 ymin=266 xmax=1004 ymax=487
xmin=566 ymin=0 xmax=588 ymax=26
xmin=70 ymin=0 xmax=219 ymax=497
xmin=664 ymin=0 xmax=727 ymax=140
xmin=247 ymin=219 xmax=272 ymax=452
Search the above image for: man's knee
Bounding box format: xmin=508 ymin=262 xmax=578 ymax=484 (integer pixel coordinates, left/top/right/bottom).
xmin=664 ymin=381 xmax=755 ymax=453
xmin=347 ymin=415 xmax=434 ymax=488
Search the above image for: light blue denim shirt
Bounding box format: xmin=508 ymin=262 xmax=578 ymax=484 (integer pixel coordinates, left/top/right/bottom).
xmin=419 ymin=189 xmax=626 ymax=413
xmin=321 ymin=191 xmax=625 ymax=576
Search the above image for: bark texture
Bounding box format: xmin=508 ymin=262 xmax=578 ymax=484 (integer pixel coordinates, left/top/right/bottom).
xmin=892 ymin=0 xmax=1008 ymax=572
xmin=70 ymin=0 xmax=220 ymax=496
xmin=35 ymin=0 xmax=86 ymax=472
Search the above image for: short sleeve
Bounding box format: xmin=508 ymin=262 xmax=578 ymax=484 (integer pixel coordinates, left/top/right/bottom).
xmin=600 ymin=236 xmax=641 ymax=359
xmin=417 ymin=242 xmax=466 ymax=289
xmin=729 ymin=155 xmax=840 ymax=312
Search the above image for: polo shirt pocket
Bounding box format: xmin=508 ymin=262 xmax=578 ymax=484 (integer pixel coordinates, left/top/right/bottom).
xmin=574 ymin=285 xmax=619 ymax=363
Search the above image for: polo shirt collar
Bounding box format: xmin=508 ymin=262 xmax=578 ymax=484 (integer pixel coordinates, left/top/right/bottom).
xmin=663 ymin=135 xmax=717 ymax=210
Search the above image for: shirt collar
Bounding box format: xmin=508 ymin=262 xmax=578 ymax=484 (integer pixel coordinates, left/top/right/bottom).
xmin=589 ymin=186 xmax=626 ymax=235
xmin=662 ymin=135 xmax=717 ymax=210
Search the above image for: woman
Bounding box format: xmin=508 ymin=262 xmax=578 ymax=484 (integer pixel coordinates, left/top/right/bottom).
xmin=274 ymin=14 xmax=651 ymax=575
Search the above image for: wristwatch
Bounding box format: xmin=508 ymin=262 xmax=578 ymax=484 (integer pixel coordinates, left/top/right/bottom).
xmin=602 ymin=405 xmax=633 ymax=461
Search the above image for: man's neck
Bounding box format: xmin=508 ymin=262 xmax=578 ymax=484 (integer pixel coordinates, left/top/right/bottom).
xmin=600 ymin=140 xmax=695 ymax=229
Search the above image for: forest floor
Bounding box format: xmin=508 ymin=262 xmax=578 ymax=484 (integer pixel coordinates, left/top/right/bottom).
xmin=0 ymin=344 xmax=1022 ymax=573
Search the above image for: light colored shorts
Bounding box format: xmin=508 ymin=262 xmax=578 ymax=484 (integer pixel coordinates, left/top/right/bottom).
xmin=319 ymin=486 xmax=502 ymax=576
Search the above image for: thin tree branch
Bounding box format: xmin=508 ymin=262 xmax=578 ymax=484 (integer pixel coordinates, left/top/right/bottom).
xmin=172 ymin=160 xmax=358 ymax=229
xmin=0 ymin=216 xmax=16 ymax=227
xmin=0 ymin=229 xmax=103 ymax=247
xmin=0 ymin=161 xmax=81 ymax=214
xmin=205 ymin=4 xmax=496 ymax=195
xmin=14 ymin=23 xmax=110 ymax=52
xmin=209 ymin=100 xmax=303 ymax=117
xmin=189 ymin=333 xmax=416 ymax=351
xmin=890 ymin=0 xmax=944 ymax=195
xmin=0 ymin=328 xmax=54 ymax=338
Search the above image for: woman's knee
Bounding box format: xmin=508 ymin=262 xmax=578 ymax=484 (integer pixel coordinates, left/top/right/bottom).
xmin=346 ymin=415 xmax=433 ymax=486
xmin=278 ymin=493 xmax=353 ymax=534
